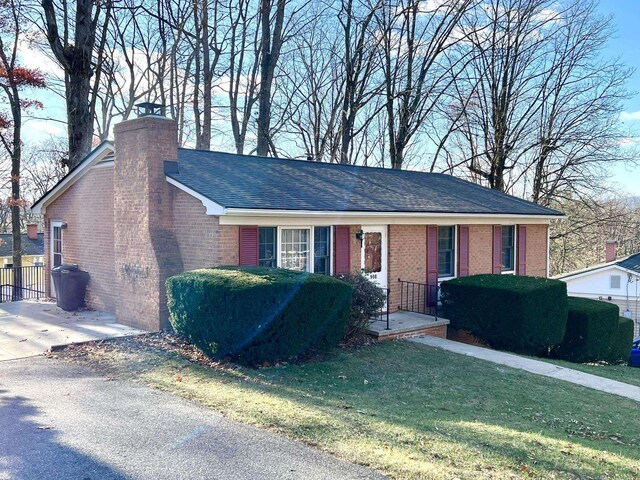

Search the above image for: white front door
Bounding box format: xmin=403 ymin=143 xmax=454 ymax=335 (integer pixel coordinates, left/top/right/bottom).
xmin=360 ymin=226 xmax=388 ymax=291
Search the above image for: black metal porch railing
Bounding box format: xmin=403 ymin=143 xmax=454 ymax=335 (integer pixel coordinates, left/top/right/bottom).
xmin=377 ymin=287 xmax=391 ymax=330
xmin=398 ymin=279 xmax=439 ymax=320
xmin=0 ymin=265 xmax=46 ymax=302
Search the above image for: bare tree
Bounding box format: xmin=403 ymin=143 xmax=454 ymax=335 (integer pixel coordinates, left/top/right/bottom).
xmin=526 ymin=0 xmax=634 ymax=206
xmin=550 ymin=195 xmax=640 ymax=275
xmin=95 ymin=0 xmax=165 ymax=139
xmin=376 ymin=0 xmax=474 ymax=169
xmin=1 ymin=0 xmax=46 ymax=297
xmin=225 ymin=0 xmax=260 ymax=154
xmin=447 ymin=0 xmax=567 ymax=191
xmin=41 ymin=0 xmax=113 ymax=168
xmin=337 ymin=0 xmax=383 ymax=164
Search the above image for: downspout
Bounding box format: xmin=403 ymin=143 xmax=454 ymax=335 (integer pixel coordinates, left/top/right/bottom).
xmin=546 ymin=225 xmax=550 ymax=277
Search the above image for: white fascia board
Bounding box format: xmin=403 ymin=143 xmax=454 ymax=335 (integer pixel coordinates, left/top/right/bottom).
xmin=219 ymin=208 xmax=559 ymax=226
xmin=31 ymin=141 xmax=115 ymax=215
xmin=557 ymin=264 xmax=639 ymax=282
xmin=165 ymin=176 xmax=226 ymax=215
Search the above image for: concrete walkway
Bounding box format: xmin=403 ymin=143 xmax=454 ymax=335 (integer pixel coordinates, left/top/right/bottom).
xmin=411 ymin=335 xmax=640 ymax=402
xmin=0 ymin=300 xmax=144 ymax=361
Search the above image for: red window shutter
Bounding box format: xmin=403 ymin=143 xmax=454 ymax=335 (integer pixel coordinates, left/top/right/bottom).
xmin=517 ymin=225 xmax=527 ymax=275
xmin=426 ymin=225 xmax=438 ymax=305
xmin=458 ymin=225 xmax=470 ymax=277
xmin=492 ymin=225 xmax=502 ymax=274
xmin=239 ymin=226 xmax=259 ymax=266
xmin=334 ymin=226 xmax=351 ymax=275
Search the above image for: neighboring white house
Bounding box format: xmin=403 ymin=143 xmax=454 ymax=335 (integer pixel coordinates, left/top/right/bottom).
xmin=556 ymin=242 xmax=640 ymax=337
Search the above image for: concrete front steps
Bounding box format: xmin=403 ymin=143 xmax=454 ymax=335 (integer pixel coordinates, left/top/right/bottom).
xmin=366 ymin=311 xmax=449 ymax=341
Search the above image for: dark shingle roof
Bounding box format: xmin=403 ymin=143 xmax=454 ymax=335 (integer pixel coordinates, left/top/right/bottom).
xmin=618 ymin=253 xmax=640 ymax=274
xmin=0 ymin=233 xmax=45 ymax=257
xmin=167 ymin=149 xmax=562 ymax=216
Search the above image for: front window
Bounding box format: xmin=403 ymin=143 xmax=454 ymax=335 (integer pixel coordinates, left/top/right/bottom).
xmin=259 ymin=227 xmax=277 ymax=267
xmin=502 ymin=226 xmax=515 ymax=272
xmin=280 ymin=228 xmax=310 ymax=271
xmin=313 ymin=227 xmax=331 ymax=275
xmin=438 ymin=226 xmax=455 ymax=278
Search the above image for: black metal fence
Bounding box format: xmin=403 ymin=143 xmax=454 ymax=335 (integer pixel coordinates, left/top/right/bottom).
xmin=398 ymin=279 xmax=439 ymax=319
xmin=0 ymin=265 xmax=46 ymax=302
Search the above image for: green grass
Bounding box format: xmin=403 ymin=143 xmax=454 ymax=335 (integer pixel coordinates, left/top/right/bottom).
xmin=536 ymin=356 xmax=640 ymax=387
xmin=61 ymin=338 xmax=640 ymax=479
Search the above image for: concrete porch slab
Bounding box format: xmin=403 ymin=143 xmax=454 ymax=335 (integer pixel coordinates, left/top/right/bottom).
xmin=0 ymin=299 xmax=145 ymax=361
xmin=367 ymin=311 xmax=449 ymax=340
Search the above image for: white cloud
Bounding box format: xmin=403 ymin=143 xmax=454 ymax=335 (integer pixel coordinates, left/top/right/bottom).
xmin=620 ymin=111 xmax=640 ymax=122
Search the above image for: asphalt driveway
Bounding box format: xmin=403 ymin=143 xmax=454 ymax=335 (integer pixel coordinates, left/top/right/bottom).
xmin=0 ymin=356 xmax=381 ymax=480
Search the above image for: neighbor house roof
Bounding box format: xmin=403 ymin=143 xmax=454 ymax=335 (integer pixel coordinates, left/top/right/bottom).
xmin=556 ymin=252 xmax=640 ymax=280
xmin=0 ymin=233 xmax=44 ymax=257
xmin=166 ymin=149 xmax=563 ymax=217
xmin=618 ymin=253 xmax=640 ymax=274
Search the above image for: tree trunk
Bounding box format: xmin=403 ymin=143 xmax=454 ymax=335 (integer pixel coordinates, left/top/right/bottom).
xmin=256 ymin=0 xmax=285 ymax=156
xmin=10 ymin=88 xmax=22 ymax=300
xmin=66 ymin=74 xmax=94 ymax=168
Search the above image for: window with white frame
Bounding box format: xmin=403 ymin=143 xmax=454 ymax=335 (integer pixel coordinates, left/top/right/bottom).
xmin=610 ymin=275 xmax=621 ymax=289
xmin=438 ymin=226 xmax=455 ymax=278
xmin=502 ymin=225 xmax=515 ymax=272
xmin=280 ymin=228 xmax=310 ymax=271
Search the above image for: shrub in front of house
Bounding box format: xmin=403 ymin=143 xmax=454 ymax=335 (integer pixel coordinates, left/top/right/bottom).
xmin=552 ymin=297 xmax=620 ymax=363
xmin=335 ymin=273 xmax=387 ymax=341
xmin=607 ymin=317 xmax=635 ymax=364
xmin=166 ymin=266 xmax=352 ymax=366
xmin=440 ymin=274 xmax=568 ymax=354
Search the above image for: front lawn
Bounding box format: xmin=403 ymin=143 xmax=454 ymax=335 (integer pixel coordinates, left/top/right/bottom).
xmin=54 ymin=336 xmax=640 ymax=480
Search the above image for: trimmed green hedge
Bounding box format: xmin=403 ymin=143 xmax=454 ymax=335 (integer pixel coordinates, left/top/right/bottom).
xmin=440 ymin=274 xmax=568 ymax=354
xmin=167 ymin=267 xmax=352 ymax=366
xmin=608 ymin=317 xmax=635 ymax=364
xmin=552 ymin=297 xmax=620 ymax=363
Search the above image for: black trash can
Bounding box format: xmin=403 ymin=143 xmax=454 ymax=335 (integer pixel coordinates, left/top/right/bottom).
xmin=51 ymin=264 xmax=90 ymax=311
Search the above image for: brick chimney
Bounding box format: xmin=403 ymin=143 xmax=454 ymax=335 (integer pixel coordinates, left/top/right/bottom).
xmin=113 ymin=113 xmax=184 ymax=331
xmin=26 ymin=224 xmax=38 ymax=240
xmin=605 ymin=240 xmax=618 ymax=263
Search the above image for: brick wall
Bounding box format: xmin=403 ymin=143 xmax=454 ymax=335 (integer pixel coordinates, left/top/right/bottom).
xmin=384 ymin=223 xmax=548 ymax=313
xmin=44 ymin=166 xmax=116 ymax=312
xmin=468 ymin=225 xmax=493 ymax=275
xmin=525 ymin=224 xmax=548 ymax=277
xmin=388 ymin=225 xmax=427 ymax=313
xmin=113 ymin=116 xmax=183 ymax=331
xmin=348 ymin=225 xmax=362 ymax=273
xmin=172 ymin=187 xmax=239 ymax=269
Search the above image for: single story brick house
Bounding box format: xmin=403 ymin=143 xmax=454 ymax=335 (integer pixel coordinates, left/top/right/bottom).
xmin=31 ymin=114 xmax=562 ymax=331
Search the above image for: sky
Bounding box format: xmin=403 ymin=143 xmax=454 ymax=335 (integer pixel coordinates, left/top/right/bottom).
xmin=598 ymin=0 xmax=640 ymax=195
